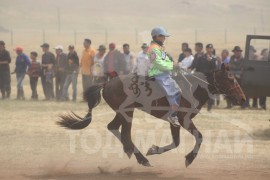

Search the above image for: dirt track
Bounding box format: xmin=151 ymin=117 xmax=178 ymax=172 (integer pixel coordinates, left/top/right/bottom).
xmin=0 ymin=99 xmax=270 ymax=180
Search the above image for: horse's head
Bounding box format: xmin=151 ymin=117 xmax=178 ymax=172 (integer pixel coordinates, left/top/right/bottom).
xmin=210 ymin=63 xmax=246 ymax=105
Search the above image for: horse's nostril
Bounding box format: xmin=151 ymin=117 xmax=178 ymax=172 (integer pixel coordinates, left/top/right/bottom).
xmin=241 ymin=98 xmax=246 ymax=103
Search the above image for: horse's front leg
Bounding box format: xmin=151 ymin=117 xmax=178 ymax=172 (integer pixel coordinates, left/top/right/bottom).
xmin=179 ymin=118 xmax=203 ymax=167
xmin=146 ymin=124 xmax=180 ymax=156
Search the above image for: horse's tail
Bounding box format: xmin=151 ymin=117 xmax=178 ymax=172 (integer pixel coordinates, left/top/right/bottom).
xmin=57 ymin=84 xmax=104 ymax=130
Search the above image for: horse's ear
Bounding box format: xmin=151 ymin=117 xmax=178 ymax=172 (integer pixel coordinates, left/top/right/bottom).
xmin=221 ymin=63 xmax=229 ymax=73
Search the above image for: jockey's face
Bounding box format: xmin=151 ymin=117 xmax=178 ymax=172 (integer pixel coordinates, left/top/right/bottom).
xmin=156 ymin=35 xmax=166 ymax=44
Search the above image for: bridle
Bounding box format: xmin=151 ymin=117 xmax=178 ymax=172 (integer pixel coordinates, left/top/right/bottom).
xmin=177 ymin=68 xmax=241 ymax=96
xmin=211 ymin=71 xmax=241 ymax=95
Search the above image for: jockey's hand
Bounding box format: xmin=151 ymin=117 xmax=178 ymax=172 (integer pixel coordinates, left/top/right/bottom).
xmin=167 ymin=53 xmax=173 ymax=62
xmin=173 ymin=60 xmax=178 ymax=67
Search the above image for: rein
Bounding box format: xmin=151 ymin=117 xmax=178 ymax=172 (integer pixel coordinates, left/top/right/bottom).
xmin=177 ymin=69 xmax=239 ymax=95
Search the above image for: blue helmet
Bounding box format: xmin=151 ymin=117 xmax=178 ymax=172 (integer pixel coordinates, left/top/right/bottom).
xmin=151 ymin=26 xmax=170 ymax=37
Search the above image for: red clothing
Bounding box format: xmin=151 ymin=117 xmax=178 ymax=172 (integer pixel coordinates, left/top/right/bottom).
xmin=107 ymin=52 xmax=115 ymax=73
xmin=104 ymin=49 xmax=126 ymax=78
xmin=28 ymin=61 xmax=41 ymax=77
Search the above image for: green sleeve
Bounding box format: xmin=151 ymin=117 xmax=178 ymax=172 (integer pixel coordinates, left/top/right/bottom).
xmin=152 ymin=48 xmax=173 ymax=71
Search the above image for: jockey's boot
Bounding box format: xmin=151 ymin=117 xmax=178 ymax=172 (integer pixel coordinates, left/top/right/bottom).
xmin=167 ymin=112 xmax=180 ymax=127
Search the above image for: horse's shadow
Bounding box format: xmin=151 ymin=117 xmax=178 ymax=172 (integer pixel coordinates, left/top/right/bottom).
xmin=22 ymin=166 xmax=199 ymax=180
xmin=253 ymin=128 xmax=270 ymax=140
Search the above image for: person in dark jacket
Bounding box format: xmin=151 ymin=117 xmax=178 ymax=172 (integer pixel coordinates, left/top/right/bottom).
xmin=54 ymin=45 xmax=68 ymax=100
xmin=229 ymin=46 xmax=244 ymax=77
xmin=191 ymin=44 xmax=217 ymax=111
xmin=27 ymin=52 xmax=41 ymax=100
xmin=189 ymin=42 xmax=204 ymax=71
xmin=103 ymin=43 xmax=126 ymax=80
xmin=229 ymin=46 xmax=250 ymax=109
xmin=0 ymin=41 xmax=11 ymax=99
xmin=41 ymin=43 xmax=56 ymax=100
xmin=14 ymin=47 xmax=31 ymax=100
xmin=191 ymin=44 xmax=216 ymax=74
xmin=61 ymin=45 xmax=79 ymax=101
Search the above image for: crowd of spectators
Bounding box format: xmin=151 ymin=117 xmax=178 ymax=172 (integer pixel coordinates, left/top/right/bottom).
xmin=0 ymin=39 xmax=268 ymax=110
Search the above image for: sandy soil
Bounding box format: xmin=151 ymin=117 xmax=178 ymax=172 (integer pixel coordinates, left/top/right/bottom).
xmin=0 ymin=98 xmax=270 ymax=180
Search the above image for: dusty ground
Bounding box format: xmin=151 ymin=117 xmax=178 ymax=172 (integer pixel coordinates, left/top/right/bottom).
xmin=0 ymin=95 xmax=270 ymax=180
xmin=1 ymin=0 xmax=270 ymax=179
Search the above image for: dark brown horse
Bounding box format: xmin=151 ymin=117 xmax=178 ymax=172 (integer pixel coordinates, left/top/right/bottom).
xmin=57 ymin=64 xmax=246 ymax=167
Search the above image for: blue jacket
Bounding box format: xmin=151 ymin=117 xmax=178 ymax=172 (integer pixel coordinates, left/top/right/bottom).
xmin=15 ymin=53 xmax=31 ymax=74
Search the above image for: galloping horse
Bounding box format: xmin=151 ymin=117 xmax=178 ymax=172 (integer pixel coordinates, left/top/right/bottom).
xmin=57 ymin=64 xmax=246 ymax=167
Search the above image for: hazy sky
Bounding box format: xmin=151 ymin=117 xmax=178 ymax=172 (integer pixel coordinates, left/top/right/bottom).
xmin=0 ymin=0 xmax=270 ymax=31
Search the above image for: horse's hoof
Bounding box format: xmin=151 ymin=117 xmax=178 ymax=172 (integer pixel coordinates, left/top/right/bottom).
xmin=185 ymin=159 xmax=191 ymax=168
xmin=126 ymin=151 xmax=133 ymax=159
xmin=140 ymin=161 xmax=152 ymax=167
xmin=146 ymin=145 xmax=159 ymax=156
xmin=185 ymin=152 xmax=196 ymax=167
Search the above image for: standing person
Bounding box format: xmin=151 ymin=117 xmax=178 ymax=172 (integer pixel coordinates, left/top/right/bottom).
xmin=248 ymin=46 xmax=259 ymax=109
xmin=40 ymin=43 xmax=55 ymax=101
xmin=103 ymin=43 xmax=126 ymax=80
xmin=189 ymin=42 xmax=204 ymax=71
xmin=190 ymin=44 xmax=216 ymax=74
xmin=220 ymin=49 xmax=230 ymax=65
xmin=229 ymin=46 xmax=244 ymax=77
xmin=178 ymin=48 xmax=194 ymax=71
xmin=13 ymin=47 xmax=31 ymax=100
xmin=260 ymin=48 xmax=269 ymax=61
xmin=80 ymin=38 xmax=95 ymax=92
xmin=122 ymin=43 xmax=135 ymax=74
xmin=178 ymin=42 xmax=189 ymax=62
xmin=148 ymin=26 xmax=181 ymax=127
xmin=92 ymin=45 xmax=106 ymax=84
xmin=217 ymin=49 xmax=232 ymax=108
xmin=229 ymin=46 xmax=248 ymax=109
xmin=248 ymin=46 xmax=259 ymax=61
xmin=215 ymin=50 xmax=230 ymax=108
xmin=27 ymin=52 xmax=41 ymax=100
xmin=54 ymin=45 xmax=67 ymax=100
xmin=0 ymin=41 xmax=11 ymax=99
xmin=61 ymin=45 xmax=79 ymax=102
xmin=132 ymin=43 xmax=150 ymax=76
xmin=191 ymin=44 xmax=217 ymax=111
xmin=257 ymin=49 xmax=269 ymax=109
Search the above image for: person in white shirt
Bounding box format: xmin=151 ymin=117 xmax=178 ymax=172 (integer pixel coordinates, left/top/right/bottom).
xmin=132 ymin=43 xmax=150 ymax=76
xmin=178 ymin=48 xmax=194 ymax=71
xmin=123 ymin=43 xmax=135 ymax=74
xmin=92 ymin=45 xmax=106 ymax=83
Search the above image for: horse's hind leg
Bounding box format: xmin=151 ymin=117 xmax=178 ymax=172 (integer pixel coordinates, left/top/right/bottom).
xmin=120 ymin=112 xmax=151 ymax=166
xmin=107 ymin=113 xmax=151 ymax=166
xmin=146 ymin=124 xmax=180 ymax=155
xmin=179 ymin=118 xmax=202 ymax=167
xmin=107 ymin=114 xmax=122 ymax=131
